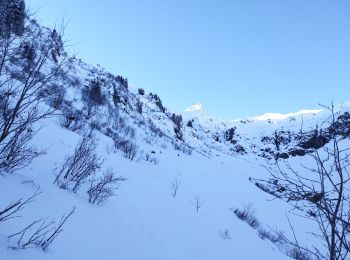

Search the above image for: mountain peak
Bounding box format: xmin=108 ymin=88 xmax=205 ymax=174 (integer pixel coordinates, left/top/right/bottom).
xmin=185 ymin=103 xmax=203 ymax=112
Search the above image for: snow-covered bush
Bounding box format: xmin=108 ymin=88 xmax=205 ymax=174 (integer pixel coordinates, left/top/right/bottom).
xmin=136 ymin=99 xmax=143 ymax=114
xmin=172 ymin=141 xmax=192 ymax=155
xmin=225 ymin=127 xmax=236 ymax=143
xmin=0 ymin=0 xmax=25 ymax=38
xmin=170 ymin=113 xmax=183 ymax=140
xmin=43 ymin=83 xmax=65 ymax=110
xmin=8 ymin=207 xmax=75 ymax=251
xmin=115 ymin=75 xmax=128 ymax=89
xmin=149 ymin=93 xmax=166 ymax=113
xmin=82 ymin=78 xmax=107 ymax=118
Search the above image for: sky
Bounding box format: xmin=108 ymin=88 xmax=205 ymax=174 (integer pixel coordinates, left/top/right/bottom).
xmin=26 ymin=0 xmax=350 ymax=120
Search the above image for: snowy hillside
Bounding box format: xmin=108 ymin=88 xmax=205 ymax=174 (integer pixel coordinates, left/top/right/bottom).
xmin=1 ymin=3 xmax=350 ymax=260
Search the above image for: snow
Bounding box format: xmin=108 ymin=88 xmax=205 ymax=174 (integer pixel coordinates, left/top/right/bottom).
xmin=185 ymin=103 xmax=204 ymax=112
xmin=1 ymin=97 xmax=349 ymax=259
xmin=0 ymin=119 xmax=290 ymax=260
xmin=249 ymin=109 xmax=323 ymax=121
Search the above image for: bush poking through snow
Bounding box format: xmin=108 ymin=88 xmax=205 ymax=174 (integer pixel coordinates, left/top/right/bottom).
xmin=170 ymin=178 xmax=180 ymax=198
xmin=0 ymin=188 xmax=41 ymax=222
xmin=87 ymin=169 xmax=126 ymax=205
xmin=144 ymin=153 xmax=159 ymax=165
xmin=54 ymin=136 xmax=103 ymax=192
xmin=115 ymin=75 xmax=128 ymax=89
xmin=233 ymin=205 xmax=314 ymax=260
xmin=0 ymin=0 xmax=26 ymax=38
xmin=191 ymin=196 xmax=203 ymax=212
xmin=285 ymin=247 xmax=312 ymax=260
xmin=232 ymin=205 xmax=260 ymax=229
xmin=172 ymin=141 xmax=192 ymax=155
xmin=8 ymin=207 xmax=75 ymax=251
xmin=114 ymin=139 xmax=138 ymax=161
xmin=60 ymin=106 xmax=84 ymax=132
xmin=219 ymin=229 xmax=231 ymax=240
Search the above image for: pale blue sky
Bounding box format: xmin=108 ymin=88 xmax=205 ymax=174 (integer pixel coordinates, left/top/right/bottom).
xmin=27 ymin=0 xmax=350 ymax=120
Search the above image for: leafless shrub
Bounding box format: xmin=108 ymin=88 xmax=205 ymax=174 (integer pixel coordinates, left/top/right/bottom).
xmin=87 ymin=169 xmax=126 ymax=205
xmin=44 ymin=83 xmax=65 ymax=110
xmin=232 ymin=205 xmax=260 ymax=229
xmin=106 ymin=129 xmax=137 ymax=160
xmin=111 ymin=115 xmax=126 ymax=132
xmin=8 ymin=207 xmax=75 ymax=251
xmin=148 ymin=119 xmax=163 ymax=138
xmin=115 ymin=139 xmax=138 ymax=161
xmin=0 ymin=126 xmax=46 ymax=173
xmin=82 ymin=78 xmax=107 ymax=118
xmin=0 ymin=188 xmax=41 ymax=222
xmin=41 ymin=207 xmax=75 ymax=251
xmin=122 ymin=125 xmax=135 ymax=138
xmin=149 ymin=157 xmax=159 ymax=165
xmin=219 ymin=229 xmax=231 ymax=240
xmin=54 ymin=136 xmax=103 ymax=192
xmin=286 ymin=246 xmax=312 ymax=260
xmin=191 ymin=196 xmax=203 ymax=212
xmin=172 ymin=141 xmax=192 ymax=155
xmin=170 ymin=178 xmax=180 ymax=198
xmin=60 ymin=106 xmax=84 ymax=132
xmin=0 ymin=16 xmax=69 ymax=174
xmin=233 ymin=204 xmax=313 ymax=259
xmin=257 ymin=227 xmax=286 ymax=245
xmin=144 ymin=153 xmax=159 ymax=165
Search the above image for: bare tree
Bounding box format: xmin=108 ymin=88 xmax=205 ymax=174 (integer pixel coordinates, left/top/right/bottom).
xmin=0 ymin=10 xmax=69 ymax=173
xmin=252 ymin=104 xmax=350 ymax=260
xmin=54 ymin=136 xmax=103 ymax=192
xmin=87 ymin=169 xmax=126 ymax=205
xmin=170 ymin=178 xmax=180 ymax=198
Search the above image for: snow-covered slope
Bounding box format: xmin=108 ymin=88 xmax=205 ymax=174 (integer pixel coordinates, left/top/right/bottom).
xmin=1 ymin=119 xmax=291 ymax=260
